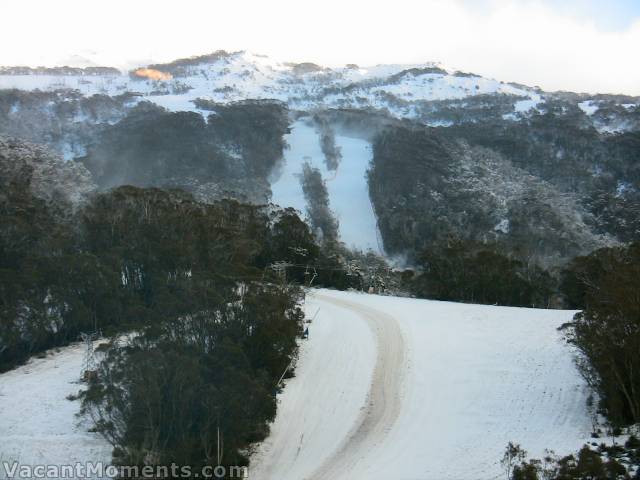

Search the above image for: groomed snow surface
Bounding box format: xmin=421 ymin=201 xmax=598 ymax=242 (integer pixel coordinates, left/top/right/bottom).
xmin=251 ymin=289 xmax=592 ymax=480
xmin=0 ymin=343 xmax=111 ymax=479
xmin=0 ymin=290 xmax=592 ymax=480
xmin=270 ymin=119 xmax=383 ymax=254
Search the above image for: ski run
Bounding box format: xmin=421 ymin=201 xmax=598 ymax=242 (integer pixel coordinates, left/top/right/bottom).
xmin=0 ymin=289 xmax=592 ymax=479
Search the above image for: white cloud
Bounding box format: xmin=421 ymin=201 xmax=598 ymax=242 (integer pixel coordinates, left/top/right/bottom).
xmin=1 ymin=0 xmax=638 ymax=95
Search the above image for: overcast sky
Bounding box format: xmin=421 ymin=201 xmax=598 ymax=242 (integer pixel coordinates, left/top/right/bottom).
xmin=1 ymin=0 xmax=638 ymax=95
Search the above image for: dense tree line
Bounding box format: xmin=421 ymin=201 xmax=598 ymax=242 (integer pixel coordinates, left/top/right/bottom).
xmin=79 ymin=100 xmax=289 ymax=203
xmin=562 ymin=243 xmax=640 ymax=426
xmin=82 ymin=283 xmax=304 ymax=472
xmin=0 ymin=184 xmax=245 ymax=369
xmin=0 ymin=161 xmax=350 ymax=372
xmin=368 ymin=118 xmax=637 ymax=269
xmin=74 ymin=187 xmax=311 ymax=471
xmin=408 ymin=239 xmax=555 ymax=308
xmin=0 ymin=175 xmax=313 ymax=473
xmin=0 ymin=148 xmax=83 ymax=369
xmin=0 ymin=138 xmax=361 ymax=475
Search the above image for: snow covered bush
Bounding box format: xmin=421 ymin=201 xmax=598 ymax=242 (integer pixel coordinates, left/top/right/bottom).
xmin=564 ymin=243 xmax=640 ymax=426
xmin=81 ymin=283 xmax=304 ymax=471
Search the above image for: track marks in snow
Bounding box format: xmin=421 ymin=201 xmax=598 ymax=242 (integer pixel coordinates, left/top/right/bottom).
xmin=0 ymin=291 xmax=591 ymax=480
xmin=250 ymin=290 xmax=592 ymax=480
xmin=306 ymin=294 xmax=405 ymax=480
xmin=0 ymin=343 xmax=111 ymax=477
xmin=248 ymin=294 xmax=377 ymax=480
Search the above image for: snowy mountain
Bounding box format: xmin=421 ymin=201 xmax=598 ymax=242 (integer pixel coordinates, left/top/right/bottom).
xmin=2 ymin=50 xmax=636 ymax=130
xmin=1 ymin=51 xmax=639 ymax=479
xmin=1 ymin=50 xmax=638 ymax=263
xmin=0 ymin=50 xmax=544 ymax=119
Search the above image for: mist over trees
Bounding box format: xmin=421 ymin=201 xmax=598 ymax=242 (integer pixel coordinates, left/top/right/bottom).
xmin=312 ymin=115 xmax=342 ymax=171
xmin=0 ymin=138 xmax=321 ymax=471
xmin=299 ymin=162 xmax=339 ymax=247
xmin=0 ymin=89 xmax=137 ymax=158
xmin=80 ymin=100 xmax=290 ymax=203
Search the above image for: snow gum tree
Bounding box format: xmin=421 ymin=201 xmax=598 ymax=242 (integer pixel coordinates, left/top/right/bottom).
xmin=565 ymin=243 xmax=640 ymax=426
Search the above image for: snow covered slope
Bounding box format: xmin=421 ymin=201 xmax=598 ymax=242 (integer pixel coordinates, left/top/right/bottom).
xmin=0 ymin=343 xmax=111 ymax=478
xmin=0 ymin=51 xmax=544 ymax=122
xmin=2 ymin=51 xmax=636 ymax=132
xmin=0 ymin=290 xmax=595 ymax=479
xmin=251 ymin=289 xmax=592 ymax=480
xmin=2 ymin=51 xmax=637 ymax=257
xmin=271 ymin=119 xmax=382 ymax=253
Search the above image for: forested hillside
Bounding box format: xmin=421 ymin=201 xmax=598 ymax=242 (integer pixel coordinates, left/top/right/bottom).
xmin=368 ymin=109 xmax=639 ymax=268
xmin=0 ymin=137 xmax=351 ymax=471
xmin=1 ymin=53 xmax=638 ymax=277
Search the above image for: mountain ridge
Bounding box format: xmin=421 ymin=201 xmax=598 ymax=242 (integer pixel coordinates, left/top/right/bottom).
xmin=1 ymin=50 xmax=638 ymax=269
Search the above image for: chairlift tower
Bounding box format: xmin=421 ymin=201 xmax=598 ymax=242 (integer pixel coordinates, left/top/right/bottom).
xmin=80 ymin=331 xmax=99 ymax=381
xmin=270 ymin=261 xmax=292 ymax=285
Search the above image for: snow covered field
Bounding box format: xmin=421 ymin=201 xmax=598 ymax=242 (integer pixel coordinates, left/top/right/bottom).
xmin=0 ymin=290 xmax=592 ymax=480
xmin=251 ymin=289 xmax=592 ymax=480
xmin=270 ymin=119 xmax=382 ymax=253
xmin=0 ymin=343 xmax=111 ymax=479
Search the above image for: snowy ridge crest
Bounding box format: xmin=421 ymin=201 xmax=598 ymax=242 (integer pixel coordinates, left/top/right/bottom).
xmin=0 ymin=51 xmax=545 ymax=123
